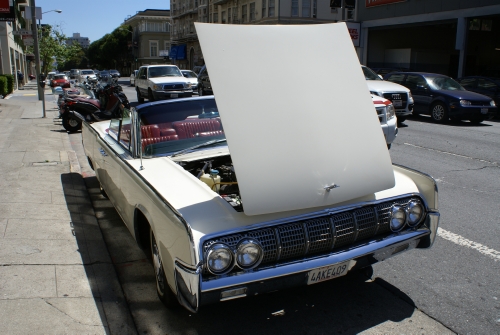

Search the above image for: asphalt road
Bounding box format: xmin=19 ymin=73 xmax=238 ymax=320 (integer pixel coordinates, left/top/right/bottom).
xmin=75 ymin=78 xmax=499 ymax=334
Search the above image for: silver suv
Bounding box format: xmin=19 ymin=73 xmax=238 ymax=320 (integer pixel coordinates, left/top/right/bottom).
xmin=363 ymin=66 xmax=414 ymax=123
xmin=135 ymin=65 xmax=193 ymax=103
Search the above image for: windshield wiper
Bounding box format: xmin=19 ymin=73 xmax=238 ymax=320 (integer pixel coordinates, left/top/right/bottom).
xmin=170 ymin=139 xmax=227 ymax=157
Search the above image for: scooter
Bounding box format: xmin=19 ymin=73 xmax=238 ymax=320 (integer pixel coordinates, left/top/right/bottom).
xmin=60 ymin=80 xmax=130 ymax=132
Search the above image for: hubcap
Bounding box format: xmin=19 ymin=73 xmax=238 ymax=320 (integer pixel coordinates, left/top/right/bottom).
xmin=152 ymin=234 xmax=165 ymax=293
xmin=432 ymin=105 xmax=445 ymax=120
xmin=69 ymin=119 xmax=79 ymax=127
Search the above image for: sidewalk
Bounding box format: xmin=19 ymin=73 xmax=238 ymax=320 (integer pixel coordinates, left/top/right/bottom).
xmin=0 ymin=86 xmax=136 ymax=334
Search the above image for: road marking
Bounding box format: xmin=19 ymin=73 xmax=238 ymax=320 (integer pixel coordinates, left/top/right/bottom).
xmin=23 ymin=94 xmax=37 ymax=96
xmin=438 ymin=228 xmax=500 ymax=261
xmin=404 ymin=143 xmax=498 ymax=166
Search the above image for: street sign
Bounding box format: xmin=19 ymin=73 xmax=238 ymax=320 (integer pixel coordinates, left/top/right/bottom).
xmin=13 ymin=29 xmax=33 ymax=35
xmin=159 ymin=50 xmax=169 ymax=57
xmin=24 ymin=39 xmax=34 ymax=46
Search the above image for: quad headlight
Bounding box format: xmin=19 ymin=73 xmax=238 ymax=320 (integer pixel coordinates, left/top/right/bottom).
xmin=235 ymin=239 xmax=263 ymax=269
xmin=206 ymin=243 xmax=234 ymax=275
xmin=390 ymin=205 xmax=406 ymax=232
xmin=406 ymin=200 xmax=424 ymax=227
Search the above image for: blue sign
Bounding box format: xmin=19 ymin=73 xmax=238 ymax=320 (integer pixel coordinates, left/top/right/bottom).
xmin=169 ymin=44 xmax=187 ymax=60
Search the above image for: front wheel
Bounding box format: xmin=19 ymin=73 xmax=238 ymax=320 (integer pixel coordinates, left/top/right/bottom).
xmin=136 ymin=88 xmax=144 ymax=103
xmin=151 ymin=229 xmax=178 ymax=309
xmin=430 ymin=102 xmax=449 ymax=123
xmin=397 ymin=116 xmax=406 ymax=123
xmin=62 ymin=116 xmax=82 ymax=132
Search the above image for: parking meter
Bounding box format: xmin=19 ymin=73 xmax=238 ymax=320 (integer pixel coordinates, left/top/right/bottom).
xmin=39 ymin=80 xmax=46 ymax=88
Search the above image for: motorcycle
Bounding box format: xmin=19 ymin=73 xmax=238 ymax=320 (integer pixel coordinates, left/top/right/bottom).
xmin=59 ymin=78 xmax=130 ymax=132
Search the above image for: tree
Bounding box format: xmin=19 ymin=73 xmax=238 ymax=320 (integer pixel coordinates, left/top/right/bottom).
xmin=88 ymin=25 xmax=132 ymax=71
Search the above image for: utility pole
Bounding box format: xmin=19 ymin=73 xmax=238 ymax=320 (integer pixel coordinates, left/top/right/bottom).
xmin=30 ymin=0 xmax=46 ymax=117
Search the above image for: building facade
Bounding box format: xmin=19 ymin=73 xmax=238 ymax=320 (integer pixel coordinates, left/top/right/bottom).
xmin=0 ymin=0 xmax=28 ymax=90
xmin=124 ymin=9 xmax=172 ymax=72
xmin=170 ymin=0 xmax=349 ymax=69
xmin=357 ymin=0 xmax=500 ymax=78
xmin=67 ymin=33 xmax=90 ymax=48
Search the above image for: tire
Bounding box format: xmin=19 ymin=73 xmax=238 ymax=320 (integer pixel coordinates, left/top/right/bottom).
xmin=387 ymin=143 xmax=391 ymax=150
xmin=62 ymin=116 xmax=82 ymax=132
xmin=136 ymin=88 xmax=144 ymax=103
xmin=148 ymin=88 xmax=155 ymax=102
xmin=430 ymin=102 xmax=449 ymax=123
xmin=99 ymin=184 xmax=108 ymax=198
xmin=397 ymin=116 xmax=406 ymax=123
xmin=151 ymin=229 xmax=178 ymax=309
xmin=198 ymin=86 xmax=203 ymax=96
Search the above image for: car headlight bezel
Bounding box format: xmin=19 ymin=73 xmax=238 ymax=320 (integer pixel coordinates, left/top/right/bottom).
xmin=152 ymin=84 xmax=160 ymax=90
xmin=370 ymin=91 xmax=382 ymax=97
xmin=390 ymin=205 xmax=406 ymax=232
xmin=460 ymin=99 xmax=472 ymax=106
xmin=184 ymin=82 xmax=192 ymax=88
xmin=490 ymin=100 xmax=496 ymax=107
xmin=206 ymin=243 xmax=234 ymax=275
xmin=235 ymin=239 xmax=264 ymax=270
xmin=387 ymin=103 xmax=396 ymax=120
xmin=406 ymin=200 xmax=424 ymax=227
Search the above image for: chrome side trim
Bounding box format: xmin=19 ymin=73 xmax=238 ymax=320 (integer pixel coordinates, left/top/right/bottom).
xmin=417 ymin=212 xmax=440 ymax=249
xmin=201 ymin=228 xmax=429 ymax=292
xmin=303 ymin=222 xmax=310 ymax=255
xmin=198 ymin=193 xmax=429 ymax=263
xmin=175 ymin=260 xmax=201 ymax=313
xmin=329 ymin=217 xmax=337 ymax=249
xmin=274 ymin=227 xmax=282 ymax=262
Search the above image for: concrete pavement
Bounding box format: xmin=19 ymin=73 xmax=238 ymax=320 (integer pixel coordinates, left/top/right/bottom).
xmin=0 ymin=81 xmax=136 ymax=334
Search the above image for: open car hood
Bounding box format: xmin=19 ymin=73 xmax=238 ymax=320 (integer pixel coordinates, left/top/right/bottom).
xmin=195 ymin=23 xmax=395 ymax=216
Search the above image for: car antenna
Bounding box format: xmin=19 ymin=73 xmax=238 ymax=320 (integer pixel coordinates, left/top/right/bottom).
xmin=139 ymin=139 xmax=144 ymax=171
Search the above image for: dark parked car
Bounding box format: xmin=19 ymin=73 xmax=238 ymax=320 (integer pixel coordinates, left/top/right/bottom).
xmin=457 ymin=76 xmax=500 ymax=117
xmin=197 ymin=65 xmax=212 ymax=96
xmin=109 ymin=70 xmax=121 ymax=78
xmin=384 ymin=72 xmax=497 ymax=123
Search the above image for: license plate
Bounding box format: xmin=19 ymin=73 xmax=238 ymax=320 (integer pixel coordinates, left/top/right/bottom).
xmin=307 ymin=261 xmax=352 ymax=285
xmin=481 ymin=108 xmax=488 ymax=114
xmin=393 ymin=100 xmax=402 ymax=107
xmin=171 ymin=94 xmax=178 ymax=98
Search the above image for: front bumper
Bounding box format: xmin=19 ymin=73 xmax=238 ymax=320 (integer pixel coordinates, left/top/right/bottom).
xmin=174 ymin=212 xmax=440 ymax=312
xmin=380 ymin=116 xmax=398 ymax=145
xmin=153 ymin=90 xmax=193 ymax=99
xmin=449 ymin=105 xmax=497 ymax=119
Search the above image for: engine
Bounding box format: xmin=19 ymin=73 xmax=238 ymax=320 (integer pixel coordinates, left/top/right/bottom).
xmin=178 ymin=156 xmax=243 ymax=212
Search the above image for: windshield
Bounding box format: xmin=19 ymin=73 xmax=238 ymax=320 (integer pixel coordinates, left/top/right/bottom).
xmin=139 ymin=98 xmax=225 ymax=157
xmin=81 ymin=70 xmax=94 ymax=75
xmin=76 ymin=83 xmax=96 ymax=99
xmin=54 ymin=75 xmax=66 ymax=80
xmin=427 ymin=76 xmax=465 ymax=91
xmin=148 ymin=66 xmax=182 ymax=78
xmin=182 ymin=71 xmax=197 ymax=78
xmin=100 ymin=71 xmax=109 ymax=75
xmin=362 ymin=66 xmax=382 ymax=80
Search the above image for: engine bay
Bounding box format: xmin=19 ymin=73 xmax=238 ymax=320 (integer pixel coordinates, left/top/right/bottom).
xmin=178 ymin=155 xmax=243 ymax=212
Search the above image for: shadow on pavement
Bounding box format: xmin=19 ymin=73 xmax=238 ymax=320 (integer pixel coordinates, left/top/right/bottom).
xmin=406 ymin=114 xmax=493 ymax=127
xmin=82 ymin=175 xmax=418 ymax=335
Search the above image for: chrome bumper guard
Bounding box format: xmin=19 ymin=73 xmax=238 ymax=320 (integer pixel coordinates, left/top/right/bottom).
xmin=174 ymin=212 xmax=440 ymax=312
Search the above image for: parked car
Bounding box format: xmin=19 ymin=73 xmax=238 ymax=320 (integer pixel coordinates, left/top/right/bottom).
xmin=457 ymin=76 xmax=500 ymax=117
xmin=69 ymin=69 xmax=80 ymax=79
xmin=98 ymin=71 xmax=111 ymax=81
xmin=135 ymin=65 xmax=193 ymax=102
xmin=362 ymin=66 xmax=414 ymax=124
xmin=78 ymin=69 xmax=97 ymax=82
xmin=192 ymin=65 xmax=204 ymax=75
xmin=82 ymin=93 xmax=439 ymax=312
xmin=181 ymin=70 xmax=199 ymax=91
xmin=49 ymin=74 xmax=70 ymax=88
xmin=197 ymin=65 xmax=212 ymax=96
xmin=372 ymin=95 xmax=398 ymax=149
xmin=385 ymin=72 xmax=497 ymax=123
xmin=130 ymin=70 xmax=138 ymax=86
xmin=109 ymin=69 xmax=121 ymax=78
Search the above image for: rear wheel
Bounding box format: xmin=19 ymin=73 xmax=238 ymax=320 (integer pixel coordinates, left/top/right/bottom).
xmin=62 ymin=116 xmax=81 ymax=132
xmin=151 ymin=229 xmax=178 ymax=309
xmin=136 ymin=88 xmax=144 ymax=103
xmin=430 ymin=102 xmax=449 ymax=123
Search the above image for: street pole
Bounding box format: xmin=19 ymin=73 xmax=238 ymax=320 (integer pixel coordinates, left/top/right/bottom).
xmin=30 ymin=0 xmax=46 ymax=117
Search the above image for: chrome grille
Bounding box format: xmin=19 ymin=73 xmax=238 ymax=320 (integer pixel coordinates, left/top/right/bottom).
xmin=383 ymin=93 xmax=408 ymax=109
xmin=203 ymin=197 xmax=419 ymax=269
xmin=163 ymin=83 xmax=185 ymax=90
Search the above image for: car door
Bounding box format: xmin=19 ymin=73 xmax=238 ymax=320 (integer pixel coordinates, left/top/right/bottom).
xmin=137 ymin=68 xmax=147 ymax=95
xmin=405 ymin=74 xmax=432 ymax=113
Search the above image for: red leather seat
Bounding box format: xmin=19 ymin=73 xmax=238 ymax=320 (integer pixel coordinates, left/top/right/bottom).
xmin=172 ymin=119 xmax=222 ymax=139
xmin=141 ymin=124 xmax=179 ymax=150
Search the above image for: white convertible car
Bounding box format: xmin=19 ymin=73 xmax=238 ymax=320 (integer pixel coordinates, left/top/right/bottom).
xmin=82 ymin=23 xmax=440 ymax=313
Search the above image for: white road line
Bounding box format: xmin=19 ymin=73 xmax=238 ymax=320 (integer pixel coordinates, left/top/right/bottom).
xmin=438 ymin=228 xmax=500 ymax=261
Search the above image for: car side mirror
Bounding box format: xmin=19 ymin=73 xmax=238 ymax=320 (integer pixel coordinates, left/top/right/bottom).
xmin=378 ymin=74 xmax=383 ymax=79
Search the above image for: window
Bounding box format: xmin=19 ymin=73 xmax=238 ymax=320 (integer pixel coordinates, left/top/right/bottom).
xmin=214 ymin=12 xmax=218 ymax=23
xmin=242 ymin=4 xmax=247 ymax=22
xmin=302 ymin=0 xmax=310 ymax=17
xmin=250 ymin=3 xmax=255 ymax=21
xmin=291 ymin=0 xmax=298 ymax=17
xmin=459 ymin=78 xmax=476 ymax=89
xmin=222 ymin=11 xmax=226 ymax=23
xmin=119 ymin=109 xmax=132 ymax=151
xmin=165 ymin=41 xmax=171 ymax=53
xmin=312 ymin=0 xmax=317 ymax=18
xmin=228 ymin=8 xmax=232 ymax=22
xmin=150 ymin=41 xmax=158 ymax=57
xmin=262 ymin=0 xmax=266 ymax=17
xmin=234 ymin=7 xmax=238 ymax=21
xmin=269 ymin=0 xmax=275 ymax=16
xmin=406 ymin=75 xmax=427 ymax=90
xmin=385 ymin=73 xmax=405 ymax=85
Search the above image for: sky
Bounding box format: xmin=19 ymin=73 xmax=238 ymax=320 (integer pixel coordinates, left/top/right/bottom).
xmin=36 ymin=0 xmax=170 ymax=43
